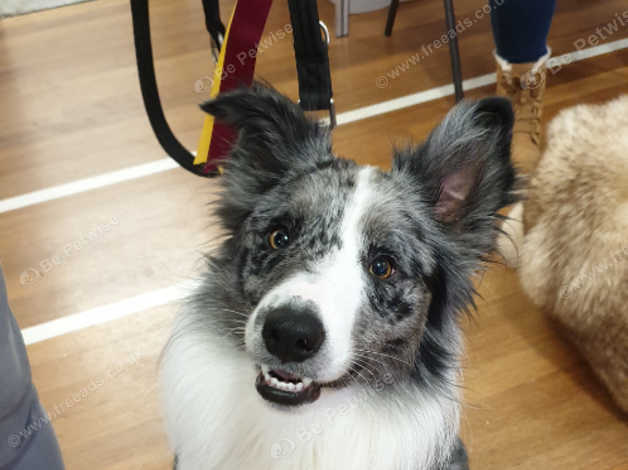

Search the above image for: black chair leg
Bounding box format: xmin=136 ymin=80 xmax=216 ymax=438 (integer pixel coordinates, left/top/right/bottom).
xmin=385 ymin=0 xmax=400 ymax=36
xmin=443 ymin=0 xmax=464 ymax=102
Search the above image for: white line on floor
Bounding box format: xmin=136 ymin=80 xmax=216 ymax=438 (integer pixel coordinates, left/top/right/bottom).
xmin=21 ymin=280 xmax=196 ymax=345
xmin=2 ymin=38 xmax=627 ymax=215
xmin=329 ymin=73 xmax=497 ymax=126
xmin=0 ymin=159 xmax=178 ymax=214
xmin=547 ymin=37 xmax=628 ymax=70
xmin=333 ymin=37 xmax=628 ymax=125
xmin=9 ymin=39 xmax=628 ymax=344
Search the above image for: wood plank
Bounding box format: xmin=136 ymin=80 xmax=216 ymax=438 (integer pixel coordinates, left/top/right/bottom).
xmin=2 ymin=51 xmax=626 ymax=329
xmin=0 ymin=169 xmax=213 ymax=327
xmin=27 ymin=305 xmax=174 ymax=470
xmin=21 ymin=268 xmax=626 ymax=470
xmin=1 ymin=0 xmax=627 ymax=197
xmin=0 ymin=0 xmax=626 ymax=468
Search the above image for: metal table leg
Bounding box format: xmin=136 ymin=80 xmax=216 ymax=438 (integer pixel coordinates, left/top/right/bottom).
xmin=443 ymin=0 xmax=464 ymax=101
xmin=335 ymin=0 xmax=349 ymax=37
xmin=385 ymin=0 xmax=400 ymax=36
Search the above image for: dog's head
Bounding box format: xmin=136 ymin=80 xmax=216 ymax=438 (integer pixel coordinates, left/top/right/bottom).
xmin=199 ymin=85 xmax=515 ymax=408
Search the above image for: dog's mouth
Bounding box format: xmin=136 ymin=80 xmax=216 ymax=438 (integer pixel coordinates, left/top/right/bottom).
xmin=255 ymin=364 xmax=322 ymax=406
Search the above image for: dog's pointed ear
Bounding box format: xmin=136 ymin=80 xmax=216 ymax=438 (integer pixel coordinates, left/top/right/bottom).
xmin=200 ymin=84 xmax=331 ymax=182
xmin=394 ymin=97 xmax=516 ymax=229
xmin=201 ymin=84 xmax=333 ymax=232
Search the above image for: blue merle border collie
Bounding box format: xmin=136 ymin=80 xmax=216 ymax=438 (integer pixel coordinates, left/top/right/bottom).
xmin=160 ymin=84 xmax=515 ymax=470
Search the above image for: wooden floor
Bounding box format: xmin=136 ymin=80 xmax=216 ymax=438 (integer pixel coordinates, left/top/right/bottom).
xmin=1 ymin=0 xmax=627 ymax=468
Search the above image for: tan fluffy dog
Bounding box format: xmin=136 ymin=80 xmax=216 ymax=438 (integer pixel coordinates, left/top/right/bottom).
xmin=499 ymin=95 xmax=628 ymax=413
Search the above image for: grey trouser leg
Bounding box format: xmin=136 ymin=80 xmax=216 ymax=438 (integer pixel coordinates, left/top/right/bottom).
xmin=0 ymin=267 xmax=65 ymax=470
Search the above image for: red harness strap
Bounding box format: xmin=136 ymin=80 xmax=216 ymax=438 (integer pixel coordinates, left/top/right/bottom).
xmin=195 ymin=0 xmax=274 ymax=174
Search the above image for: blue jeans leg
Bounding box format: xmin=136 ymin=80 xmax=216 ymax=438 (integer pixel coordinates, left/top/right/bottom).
xmin=490 ymin=0 xmax=556 ymax=63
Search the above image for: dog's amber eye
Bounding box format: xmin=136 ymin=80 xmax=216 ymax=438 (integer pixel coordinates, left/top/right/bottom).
xmin=369 ymin=256 xmax=394 ymax=280
xmin=268 ymin=229 xmax=290 ymax=250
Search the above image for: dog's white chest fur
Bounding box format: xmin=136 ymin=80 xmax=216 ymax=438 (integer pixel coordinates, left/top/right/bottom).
xmin=160 ymin=318 xmax=460 ymax=470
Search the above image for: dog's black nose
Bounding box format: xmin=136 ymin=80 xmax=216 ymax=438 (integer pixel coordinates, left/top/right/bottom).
xmin=262 ymin=307 xmax=325 ymax=363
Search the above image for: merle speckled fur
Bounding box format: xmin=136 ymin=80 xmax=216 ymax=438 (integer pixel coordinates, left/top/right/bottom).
xmin=180 ymin=84 xmax=515 ymax=469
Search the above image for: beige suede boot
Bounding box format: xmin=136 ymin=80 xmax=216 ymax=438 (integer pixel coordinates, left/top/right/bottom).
xmin=495 ymin=49 xmax=550 ymax=178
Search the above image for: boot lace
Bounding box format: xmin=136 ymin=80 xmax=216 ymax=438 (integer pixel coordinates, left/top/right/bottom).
xmin=500 ymin=69 xmax=545 ymax=144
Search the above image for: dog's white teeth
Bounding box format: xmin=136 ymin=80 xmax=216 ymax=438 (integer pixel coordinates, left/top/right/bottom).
xmin=262 ymin=366 xmax=272 ymax=384
xmin=270 ymin=378 xmax=295 ymax=392
xmin=261 ymin=366 xmax=315 ymax=393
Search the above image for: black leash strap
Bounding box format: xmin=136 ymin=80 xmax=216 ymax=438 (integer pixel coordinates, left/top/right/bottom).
xmin=130 ymin=0 xmax=336 ymax=178
xmin=287 ymin=0 xmax=336 ymax=127
xmin=130 ymin=0 xmax=212 ymax=177
xmin=201 ymin=0 xmax=225 ymax=58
